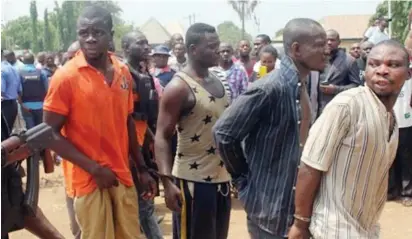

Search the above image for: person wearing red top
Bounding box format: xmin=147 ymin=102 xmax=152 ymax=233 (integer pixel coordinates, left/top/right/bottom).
xmin=235 ymin=39 xmax=256 ymax=78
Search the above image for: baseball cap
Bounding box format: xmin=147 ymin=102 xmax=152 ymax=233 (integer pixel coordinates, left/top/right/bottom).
xmin=151 ymin=45 xmax=171 ymax=56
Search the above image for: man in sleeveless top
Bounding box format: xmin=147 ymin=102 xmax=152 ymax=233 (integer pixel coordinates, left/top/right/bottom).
xmin=155 ymin=23 xmax=231 ymax=239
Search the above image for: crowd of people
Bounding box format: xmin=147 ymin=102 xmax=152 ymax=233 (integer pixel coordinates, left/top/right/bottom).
xmin=1 ymin=4 xmax=412 ymax=239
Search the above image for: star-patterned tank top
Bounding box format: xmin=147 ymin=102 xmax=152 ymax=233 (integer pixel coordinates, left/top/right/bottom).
xmin=172 ymin=71 xmax=231 ymax=183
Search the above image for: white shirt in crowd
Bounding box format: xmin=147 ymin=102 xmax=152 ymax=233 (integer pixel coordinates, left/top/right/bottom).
xmin=394 ymin=78 xmax=412 ymax=128
xmin=364 ymin=26 xmax=389 ymax=45
xmin=301 ymin=86 xmax=398 ymax=239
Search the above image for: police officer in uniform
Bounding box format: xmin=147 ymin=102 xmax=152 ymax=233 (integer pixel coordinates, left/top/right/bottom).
xmin=18 ymin=53 xmax=49 ymax=129
xmin=121 ymin=31 xmax=163 ymax=239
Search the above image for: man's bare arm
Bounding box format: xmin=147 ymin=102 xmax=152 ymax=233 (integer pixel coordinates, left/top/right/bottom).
xmin=43 ymin=110 xmax=99 ymax=174
xmin=154 ymin=79 xmax=188 ymax=185
xmin=293 ymin=163 xmax=322 ymax=228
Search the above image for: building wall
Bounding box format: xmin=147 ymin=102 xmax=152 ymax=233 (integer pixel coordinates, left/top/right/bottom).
xmin=340 ymin=39 xmax=362 ymax=51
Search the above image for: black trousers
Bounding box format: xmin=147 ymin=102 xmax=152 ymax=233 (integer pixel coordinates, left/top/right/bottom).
xmin=388 ymin=126 xmax=412 ymax=198
xmin=1 ymin=100 xmax=18 ymax=132
xmin=172 ymin=179 xmax=231 ymax=239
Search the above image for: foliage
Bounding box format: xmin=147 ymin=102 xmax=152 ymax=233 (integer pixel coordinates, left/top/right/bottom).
xmin=228 ymin=0 xmax=260 ymax=38
xmin=1 ymin=0 xmax=134 ymax=53
xmin=44 ymin=9 xmax=53 ymax=51
xmin=217 ymin=21 xmax=252 ymax=47
xmin=370 ymin=0 xmax=412 ymax=42
xmin=30 ymin=0 xmax=39 ymax=52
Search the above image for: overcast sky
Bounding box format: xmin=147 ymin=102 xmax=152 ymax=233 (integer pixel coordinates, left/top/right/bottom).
xmin=1 ymin=0 xmax=382 ymax=37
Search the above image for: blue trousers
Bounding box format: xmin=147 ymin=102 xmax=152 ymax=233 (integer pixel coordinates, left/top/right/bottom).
xmin=22 ymin=109 xmax=43 ymax=129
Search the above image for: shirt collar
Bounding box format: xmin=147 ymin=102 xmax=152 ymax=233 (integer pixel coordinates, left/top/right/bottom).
xmin=279 ymin=56 xmax=300 ymax=85
xmin=364 ymin=85 xmax=391 ymax=116
xmin=73 ymin=50 xmax=124 ymax=76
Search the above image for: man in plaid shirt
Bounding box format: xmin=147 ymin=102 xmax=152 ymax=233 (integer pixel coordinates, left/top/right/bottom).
xmin=215 ymin=42 xmax=248 ymax=102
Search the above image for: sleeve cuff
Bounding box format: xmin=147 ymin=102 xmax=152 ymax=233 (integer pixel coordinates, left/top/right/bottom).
xmin=300 ymin=157 xmax=329 ymax=172
xmin=43 ymin=105 xmax=69 ymax=116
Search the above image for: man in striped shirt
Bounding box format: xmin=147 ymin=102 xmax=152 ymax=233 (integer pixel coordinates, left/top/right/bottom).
xmin=216 ymin=42 xmax=248 ymax=102
xmin=213 ymin=18 xmax=327 ymax=239
xmin=290 ymin=40 xmax=410 ymax=239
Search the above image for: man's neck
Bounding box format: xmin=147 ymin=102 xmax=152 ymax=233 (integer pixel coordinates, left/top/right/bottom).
xmin=240 ymin=55 xmax=250 ymax=63
xmin=128 ymin=58 xmax=140 ymax=72
xmin=219 ymin=60 xmax=233 ymax=71
xmin=176 ymin=56 xmax=186 ymax=64
xmin=87 ymin=54 xmax=110 ymax=71
xmin=290 ymin=57 xmax=310 ymax=83
xmin=188 ymin=61 xmax=209 ymax=79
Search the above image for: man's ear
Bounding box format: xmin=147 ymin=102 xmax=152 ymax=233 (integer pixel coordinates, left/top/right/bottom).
xmin=110 ymin=30 xmax=114 ymax=38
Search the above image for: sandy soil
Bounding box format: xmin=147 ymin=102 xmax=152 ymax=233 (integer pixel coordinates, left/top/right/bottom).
xmin=10 ymin=167 xmax=412 ymax=239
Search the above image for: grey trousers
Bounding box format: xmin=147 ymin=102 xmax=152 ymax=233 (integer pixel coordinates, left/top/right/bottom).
xmin=65 ymin=195 xmax=81 ymax=239
xmin=247 ymin=217 xmax=287 ymax=239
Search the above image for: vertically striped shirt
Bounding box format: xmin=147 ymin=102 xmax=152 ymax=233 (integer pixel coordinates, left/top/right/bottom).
xmin=301 ymin=86 xmax=399 ymax=239
xmin=213 ymin=56 xmax=303 ymax=236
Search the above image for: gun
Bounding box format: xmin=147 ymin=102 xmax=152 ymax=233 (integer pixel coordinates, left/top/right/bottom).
xmin=1 ymin=123 xmax=55 ymax=216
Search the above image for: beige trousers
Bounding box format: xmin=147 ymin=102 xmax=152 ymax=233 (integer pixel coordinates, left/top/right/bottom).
xmin=74 ymin=183 xmax=140 ymax=239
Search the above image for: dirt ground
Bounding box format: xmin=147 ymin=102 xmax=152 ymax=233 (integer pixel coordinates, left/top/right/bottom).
xmin=10 ymin=168 xmax=412 ymax=239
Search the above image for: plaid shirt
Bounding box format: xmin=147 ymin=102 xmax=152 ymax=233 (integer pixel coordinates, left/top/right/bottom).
xmin=218 ymin=63 xmax=248 ymax=101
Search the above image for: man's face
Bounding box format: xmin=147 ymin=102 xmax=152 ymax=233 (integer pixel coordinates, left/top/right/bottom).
xmin=253 ymin=37 xmax=266 ymax=55
xmin=238 ymin=40 xmax=251 ymax=57
xmin=128 ymin=35 xmax=150 ymax=61
xmin=77 ymin=17 xmax=111 ymax=60
xmin=46 ymin=55 xmax=55 ymax=67
xmin=218 ymin=44 xmax=233 ymax=63
xmin=326 ymin=31 xmax=340 ymax=54
xmin=365 ymin=44 xmax=409 ymax=97
xmin=293 ymin=31 xmax=327 ymax=71
xmin=173 ymin=43 xmax=186 ymax=58
xmin=189 ymin=32 xmax=220 ymax=68
xmin=349 ymin=43 xmax=360 ymax=59
xmin=153 ymin=54 xmax=169 ymax=68
xmin=360 ymin=42 xmax=374 ymax=60
xmin=379 ymin=19 xmax=388 ymax=29
xmin=6 ymin=53 xmax=16 ymax=65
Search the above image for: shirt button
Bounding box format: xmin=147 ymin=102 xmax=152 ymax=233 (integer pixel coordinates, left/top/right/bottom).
xmin=293 ymin=186 xmax=296 ymax=190
xmin=299 ymin=143 xmax=303 ymax=147
xmin=298 ymin=121 xmax=301 ymax=125
xmin=297 ymin=82 xmax=302 ymax=86
xmin=296 ymin=100 xmax=300 ymax=103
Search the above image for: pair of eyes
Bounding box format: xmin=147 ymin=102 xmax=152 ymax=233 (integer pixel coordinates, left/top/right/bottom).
xmin=77 ymin=29 xmax=106 ymax=38
xmin=368 ymin=61 xmax=403 ymax=68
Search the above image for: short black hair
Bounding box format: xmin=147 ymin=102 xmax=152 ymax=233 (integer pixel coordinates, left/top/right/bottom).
xmin=256 ymin=34 xmax=271 ymax=44
xmin=121 ymin=31 xmax=145 ymax=51
xmin=185 ymin=23 xmax=216 ymax=50
xmin=283 ymin=18 xmax=324 ymax=54
xmin=22 ymin=53 xmax=35 ymax=64
xmin=78 ymin=5 xmax=113 ymax=31
xmin=373 ymin=39 xmax=410 ymax=65
xmin=259 ymin=45 xmax=278 ymax=59
xmin=326 ymin=29 xmax=340 ymax=40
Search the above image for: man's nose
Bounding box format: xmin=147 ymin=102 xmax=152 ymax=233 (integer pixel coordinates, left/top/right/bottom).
xmin=376 ymin=64 xmax=390 ymax=75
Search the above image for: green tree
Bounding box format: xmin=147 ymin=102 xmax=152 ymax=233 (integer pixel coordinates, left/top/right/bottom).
xmin=370 ymin=0 xmax=412 ymax=42
xmin=228 ymin=0 xmax=259 ymax=38
xmin=30 ymin=0 xmax=39 ymax=52
xmin=44 ymin=8 xmax=53 ymax=51
xmin=2 ymin=16 xmax=34 ymax=49
xmin=217 ymin=21 xmax=252 ymax=47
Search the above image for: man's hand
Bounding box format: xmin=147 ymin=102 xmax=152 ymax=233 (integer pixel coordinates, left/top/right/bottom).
xmin=90 ymin=165 xmax=119 ymax=189
xmin=319 ymin=84 xmax=336 ymax=95
xmin=21 ymin=105 xmax=31 ymax=113
xmin=136 ymin=170 xmax=157 ymax=200
xmin=163 ymin=179 xmax=183 ymax=212
xmin=288 ymin=222 xmax=311 ymax=239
